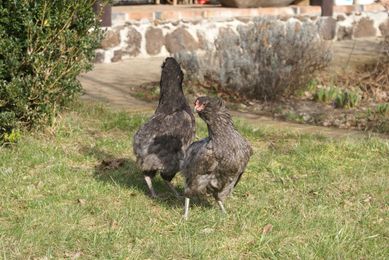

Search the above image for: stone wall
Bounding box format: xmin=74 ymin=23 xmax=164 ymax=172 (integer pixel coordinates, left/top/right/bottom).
xmin=95 ymin=6 xmax=389 ymax=63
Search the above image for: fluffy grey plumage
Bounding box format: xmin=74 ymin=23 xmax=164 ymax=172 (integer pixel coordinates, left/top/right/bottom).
xmin=133 ymin=57 xmax=195 ymax=197
xmin=181 ymin=96 xmax=252 ymax=218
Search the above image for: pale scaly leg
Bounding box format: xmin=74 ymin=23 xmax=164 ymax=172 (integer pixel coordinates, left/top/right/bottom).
xmin=144 ymin=175 xmax=157 ymax=198
xmin=164 ymin=180 xmax=181 ymax=198
xmin=217 ymin=200 xmax=227 ymax=214
xmin=183 ymin=197 xmax=190 ymax=220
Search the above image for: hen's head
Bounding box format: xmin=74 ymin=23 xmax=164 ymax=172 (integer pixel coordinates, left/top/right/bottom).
xmin=160 ymin=57 xmax=183 ymax=89
xmin=194 ymin=96 xmax=228 ymax=123
xmin=194 ymin=96 xmax=222 ymax=111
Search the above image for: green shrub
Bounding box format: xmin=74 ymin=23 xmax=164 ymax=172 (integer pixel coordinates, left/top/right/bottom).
xmin=0 ymin=0 xmax=105 ymax=143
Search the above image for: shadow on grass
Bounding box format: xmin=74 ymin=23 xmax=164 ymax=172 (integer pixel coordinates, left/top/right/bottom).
xmin=80 ymin=146 xmax=212 ymax=210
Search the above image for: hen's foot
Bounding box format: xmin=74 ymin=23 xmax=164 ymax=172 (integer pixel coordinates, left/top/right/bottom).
xmin=183 ymin=197 xmax=190 ymax=220
xmin=144 ymin=175 xmax=158 ymax=198
xmin=217 ymin=200 xmax=227 ymax=214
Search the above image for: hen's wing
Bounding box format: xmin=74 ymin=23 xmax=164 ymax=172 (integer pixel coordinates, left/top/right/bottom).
xmin=181 ymin=139 xmax=220 ymax=195
xmin=182 ymin=139 xmax=217 ymax=174
xmin=133 ymin=110 xmax=194 ymax=172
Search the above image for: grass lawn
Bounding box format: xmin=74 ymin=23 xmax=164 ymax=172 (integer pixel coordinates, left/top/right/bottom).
xmin=0 ymin=101 xmax=388 ymax=259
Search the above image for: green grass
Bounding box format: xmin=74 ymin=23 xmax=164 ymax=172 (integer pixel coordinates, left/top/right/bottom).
xmin=0 ymin=102 xmax=388 ymax=259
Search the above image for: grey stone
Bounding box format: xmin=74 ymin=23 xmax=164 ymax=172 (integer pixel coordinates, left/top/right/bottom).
xmin=145 ymin=27 xmax=164 ymax=55
xmin=293 ymin=21 xmax=302 ymax=33
xmin=379 ymin=18 xmax=389 ymax=37
xmin=114 ymin=25 xmax=125 ymax=32
xmin=112 ymin=13 xmax=127 ymax=26
xmin=295 ymin=16 xmax=309 ymax=22
xmin=111 ymin=50 xmax=122 ymax=62
xmin=336 ymin=15 xmax=346 ymax=21
xmin=236 ymin=17 xmax=251 ymax=23
xmin=197 ymin=31 xmax=208 ymax=50
xmin=317 ymin=17 xmax=337 ymax=40
xmin=101 ymin=30 xmax=120 ymax=49
xmin=353 ymin=17 xmax=377 ymax=38
xmin=337 ymin=26 xmax=353 ymax=40
xmin=190 ymin=20 xmax=202 ymax=25
xmin=94 ymin=52 xmax=105 ymax=63
xmin=279 ymin=16 xmax=291 ymax=22
xmin=165 ymin=28 xmax=199 ymax=54
xmin=125 ymin=27 xmax=142 ymax=57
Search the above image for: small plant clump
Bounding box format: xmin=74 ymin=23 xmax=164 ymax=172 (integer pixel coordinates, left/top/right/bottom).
xmin=313 ymin=85 xmax=339 ymax=103
xmin=364 ymin=103 xmax=389 ymax=133
xmin=375 ymin=103 xmax=389 ymax=115
xmin=334 ymin=90 xmax=361 ymax=109
xmin=310 ymin=83 xmax=360 ymax=109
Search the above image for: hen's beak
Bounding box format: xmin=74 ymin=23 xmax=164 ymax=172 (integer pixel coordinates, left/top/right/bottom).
xmin=194 ymin=100 xmax=205 ymax=112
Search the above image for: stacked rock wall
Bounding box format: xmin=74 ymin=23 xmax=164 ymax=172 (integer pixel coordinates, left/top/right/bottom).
xmin=95 ymin=9 xmax=389 ymax=63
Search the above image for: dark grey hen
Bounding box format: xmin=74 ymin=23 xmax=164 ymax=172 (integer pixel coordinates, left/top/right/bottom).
xmin=181 ymin=96 xmax=253 ymax=219
xmin=133 ymin=57 xmax=195 ymax=198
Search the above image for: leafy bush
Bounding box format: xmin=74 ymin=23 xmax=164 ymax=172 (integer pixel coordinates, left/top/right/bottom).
xmin=0 ymin=0 xmax=105 ymax=143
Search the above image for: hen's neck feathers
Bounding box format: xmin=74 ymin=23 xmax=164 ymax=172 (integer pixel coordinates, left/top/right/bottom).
xmin=204 ymin=108 xmax=253 ymax=159
xmin=156 ymin=76 xmax=188 ymax=114
xmin=206 ymin=109 xmax=236 ymax=141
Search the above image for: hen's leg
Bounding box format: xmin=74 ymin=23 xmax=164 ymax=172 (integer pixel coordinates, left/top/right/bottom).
xmin=183 ymin=197 xmax=190 ymax=220
xmin=164 ymin=180 xmax=181 ymax=198
xmin=161 ymin=172 xmax=181 ymax=198
xmin=144 ymin=172 xmax=157 ymax=198
xmin=217 ymin=200 xmax=227 ymax=214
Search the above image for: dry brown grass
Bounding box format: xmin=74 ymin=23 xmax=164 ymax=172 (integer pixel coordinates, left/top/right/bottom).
xmin=358 ymin=37 xmax=389 ymax=91
xmin=323 ymin=37 xmax=389 ymax=103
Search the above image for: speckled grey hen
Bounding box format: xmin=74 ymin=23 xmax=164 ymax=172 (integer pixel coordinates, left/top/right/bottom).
xmin=133 ymin=57 xmax=195 ymax=198
xmin=181 ymin=96 xmax=253 ymax=219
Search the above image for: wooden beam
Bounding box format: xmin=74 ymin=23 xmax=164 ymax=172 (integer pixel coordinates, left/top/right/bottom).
xmin=93 ymin=1 xmax=112 ymax=27
xmin=321 ymin=0 xmax=334 ymax=16
xmin=309 ymin=0 xmax=334 ymax=16
xmin=309 ymin=0 xmax=322 ymax=5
